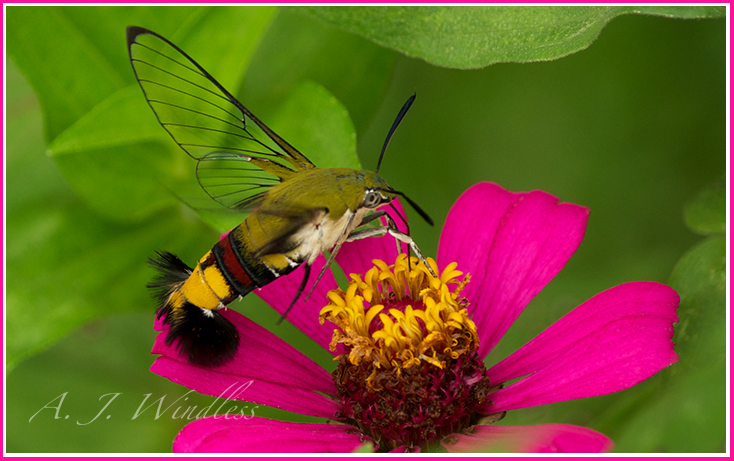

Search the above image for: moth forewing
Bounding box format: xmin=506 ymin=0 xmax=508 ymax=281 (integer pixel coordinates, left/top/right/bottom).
xmin=128 ymin=27 xmax=314 ymax=172
xmin=129 ymin=32 xmax=240 ymax=160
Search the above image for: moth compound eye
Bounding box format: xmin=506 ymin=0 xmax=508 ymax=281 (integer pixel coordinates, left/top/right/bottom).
xmin=363 ymin=190 xmax=382 ymax=208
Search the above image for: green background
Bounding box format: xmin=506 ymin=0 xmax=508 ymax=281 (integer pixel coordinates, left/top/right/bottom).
xmin=5 ymin=6 xmax=726 ymax=453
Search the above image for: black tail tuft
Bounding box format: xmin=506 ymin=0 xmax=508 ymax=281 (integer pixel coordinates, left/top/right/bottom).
xmin=147 ymin=251 xmax=193 ymax=308
xmin=147 ymin=251 xmax=239 ymax=367
xmin=165 ymin=302 xmax=240 ymax=367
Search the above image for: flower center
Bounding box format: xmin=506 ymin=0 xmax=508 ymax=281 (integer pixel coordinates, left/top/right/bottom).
xmin=320 ymin=254 xmax=491 ymax=451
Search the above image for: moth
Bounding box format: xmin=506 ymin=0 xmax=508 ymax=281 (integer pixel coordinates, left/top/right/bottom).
xmin=127 ymin=26 xmax=433 ymax=367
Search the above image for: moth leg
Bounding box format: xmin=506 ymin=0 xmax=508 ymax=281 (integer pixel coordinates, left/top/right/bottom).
xmin=355 ymin=209 xmax=387 ymax=226
xmin=302 ymin=211 xmax=396 ymax=303
xmin=346 ymin=225 xmax=437 ymax=277
xmin=353 ymin=210 xmax=403 ymax=256
xmin=276 ymin=263 xmax=311 ymax=325
xmin=383 ymin=212 xmax=409 ymax=258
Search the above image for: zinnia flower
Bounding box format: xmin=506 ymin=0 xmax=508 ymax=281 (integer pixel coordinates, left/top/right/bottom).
xmin=150 ymin=182 xmax=679 ymax=453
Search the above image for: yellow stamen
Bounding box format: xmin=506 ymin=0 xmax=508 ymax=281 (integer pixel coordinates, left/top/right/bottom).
xmin=319 ymin=254 xmax=478 ymax=390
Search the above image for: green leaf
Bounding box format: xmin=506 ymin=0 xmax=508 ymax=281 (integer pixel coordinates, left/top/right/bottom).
xmin=7 ymin=6 xmax=278 ymax=142
xmin=47 ymin=87 xmax=184 ymax=221
xmin=6 ymin=6 xmax=127 ymax=141
xmin=669 ymin=236 xmax=726 ymax=367
xmin=6 ymin=200 xmax=212 ymax=370
xmin=296 ymin=6 xmax=726 ymax=68
xmin=268 ymin=80 xmax=360 ymax=171
xmin=243 ymin=9 xmax=396 ymax=133
xmin=683 ymin=179 xmax=725 ymax=235
xmin=5 ymin=57 xmax=217 ymax=369
xmin=610 ymin=235 xmax=726 ymax=452
xmin=609 ymin=358 xmax=725 ymax=452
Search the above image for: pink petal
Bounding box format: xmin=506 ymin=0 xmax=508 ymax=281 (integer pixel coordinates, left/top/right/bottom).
xmin=174 ymin=416 xmax=369 ymax=453
xmin=437 ymin=182 xmax=589 ymax=358
xmin=254 ymin=253 xmax=338 ymax=354
xmin=443 ymin=424 xmax=613 ymax=453
xmin=484 ymin=282 xmax=679 ymax=412
xmin=336 ymin=199 xmax=409 ymax=277
xmin=438 ymin=183 xmax=519 ymax=278
xmin=151 ymin=309 xmax=339 ymax=418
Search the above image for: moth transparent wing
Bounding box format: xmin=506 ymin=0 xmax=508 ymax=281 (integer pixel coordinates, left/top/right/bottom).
xmin=127 ymin=26 xmax=314 ymax=211
xmin=195 ymin=151 xmax=282 ymax=211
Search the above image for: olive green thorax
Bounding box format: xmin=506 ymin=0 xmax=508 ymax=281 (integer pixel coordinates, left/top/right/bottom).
xmin=262 ymin=167 xmax=394 ymax=219
xmin=230 ymin=167 xmax=395 ymax=273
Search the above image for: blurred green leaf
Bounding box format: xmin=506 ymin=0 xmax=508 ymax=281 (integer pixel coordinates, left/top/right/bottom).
xmin=48 ymin=87 xmax=178 ymax=221
xmin=5 ymin=56 xmax=216 ymax=369
xmin=6 ymin=6 xmax=277 ymax=142
xmin=669 ymin=236 xmax=726 ymax=366
xmin=268 ymin=80 xmax=360 ymax=170
xmin=609 ymin=355 xmax=725 ymax=452
xmin=48 ymin=87 xmax=164 ymax=157
xmin=6 ymin=6 xmax=126 ymax=141
xmin=611 ymin=234 xmax=726 ymax=452
xmin=243 ymin=9 xmax=396 ymax=134
xmin=296 ymin=6 xmax=726 ymax=68
xmin=683 ymin=179 xmax=725 ymax=235
xmin=6 ymin=201 xmax=212 ymax=370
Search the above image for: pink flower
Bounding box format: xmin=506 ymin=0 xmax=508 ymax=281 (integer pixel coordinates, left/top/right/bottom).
xmin=151 ymin=182 xmax=679 ymax=453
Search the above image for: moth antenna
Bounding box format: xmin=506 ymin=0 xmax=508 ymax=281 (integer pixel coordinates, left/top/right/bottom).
xmin=375 ymin=94 xmax=416 ymax=174
xmin=388 ymin=202 xmax=411 ymax=234
xmin=384 ymin=189 xmax=434 ymax=226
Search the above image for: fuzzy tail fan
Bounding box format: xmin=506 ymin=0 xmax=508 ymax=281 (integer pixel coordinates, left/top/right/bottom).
xmin=147 ymin=251 xmax=240 ymax=367
xmin=165 ymin=302 xmax=239 ymax=367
